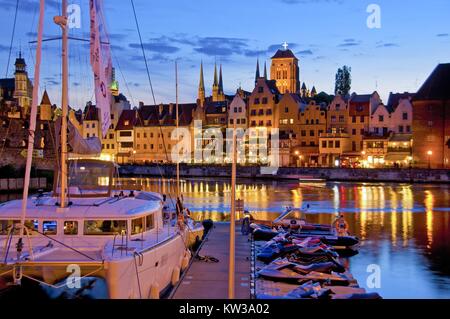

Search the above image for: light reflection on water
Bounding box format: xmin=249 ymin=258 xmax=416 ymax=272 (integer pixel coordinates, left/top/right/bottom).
xmin=124 ymin=177 xmax=450 ymax=299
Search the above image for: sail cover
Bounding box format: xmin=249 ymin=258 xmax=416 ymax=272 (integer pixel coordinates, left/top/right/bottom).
xmin=90 ymin=0 xmax=112 ymax=138
xmin=55 ymin=117 xmax=102 ymax=155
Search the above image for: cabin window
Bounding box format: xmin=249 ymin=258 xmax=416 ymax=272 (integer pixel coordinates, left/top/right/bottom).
xmin=43 ymin=221 xmax=57 ymax=235
xmin=25 ymin=220 xmax=38 ymax=233
xmin=132 ymin=217 xmax=144 ymax=235
xmin=146 ymin=214 xmax=155 ymax=231
xmin=64 ymin=221 xmax=78 ymax=235
xmin=84 ymin=220 xmax=127 ymax=235
xmin=0 ymin=220 xmax=19 ymax=235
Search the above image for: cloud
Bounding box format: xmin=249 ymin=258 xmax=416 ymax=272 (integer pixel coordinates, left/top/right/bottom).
xmin=437 ymin=33 xmax=449 ymax=37
xmin=129 ymin=38 xmax=180 ymax=54
xmin=193 ymin=37 xmax=248 ymax=56
xmin=0 ymin=44 xmax=10 ymax=51
xmin=338 ymin=39 xmax=361 ymax=47
xmin=243 ymin=49 xmax=268 ymax=57
xmin=296 ymin=49 xmax=314 ymax=56
xmin=377 ymin=43 xmax=399 ymax=48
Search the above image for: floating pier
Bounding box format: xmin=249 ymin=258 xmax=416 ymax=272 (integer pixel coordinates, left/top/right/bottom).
xmin=171 ymin=223 xmax=251 ymax=299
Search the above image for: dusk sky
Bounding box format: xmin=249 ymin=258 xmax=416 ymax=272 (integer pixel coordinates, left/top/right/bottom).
xmin=0 ymin=0 xmax=449 ymax=108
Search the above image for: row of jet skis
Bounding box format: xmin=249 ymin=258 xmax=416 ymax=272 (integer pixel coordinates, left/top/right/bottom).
xmin=250 ymin=209 xmax=382 ymax=299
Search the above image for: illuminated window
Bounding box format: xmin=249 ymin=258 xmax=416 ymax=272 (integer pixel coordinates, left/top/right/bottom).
xmin=84 ymin=220 xmax=127 ymax=235
xmin=64 ymin=221 xmax=78 ymax=235
xmin=43 ymin=221 xmax=57 ymax=235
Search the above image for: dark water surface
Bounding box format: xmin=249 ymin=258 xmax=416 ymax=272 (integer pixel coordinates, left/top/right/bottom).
xmin=125 ymin=177 xmax=450 ymax=299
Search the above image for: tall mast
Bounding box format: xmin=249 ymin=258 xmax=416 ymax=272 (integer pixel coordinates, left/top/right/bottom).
xmin=175 ymin=60 xmax=180 ymax=199
xmin=55 ymin=0 xmax=69 ymax=208
xmin=20 ymin=0 xmax=45 ymax=238
xmin=228 ymin=124 xmax=237 ymax=299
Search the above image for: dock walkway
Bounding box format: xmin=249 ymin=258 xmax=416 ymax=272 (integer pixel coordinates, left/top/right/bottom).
xmin=172 ymin=223 xmax=251 ymax=299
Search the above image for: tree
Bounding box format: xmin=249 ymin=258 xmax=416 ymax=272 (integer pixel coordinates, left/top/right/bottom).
xmin=335 ymin=66 xmax=352 ymax=96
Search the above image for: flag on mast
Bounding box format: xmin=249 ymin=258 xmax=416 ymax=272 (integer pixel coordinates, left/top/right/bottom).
xmin=90 ymin=0 xmax=112 ymax=138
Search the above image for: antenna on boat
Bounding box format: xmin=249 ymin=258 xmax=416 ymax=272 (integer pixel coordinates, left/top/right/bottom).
xmin=18 ymin=0 xmax=45 ymax=254
xmin=54 ymin=0 xmax=69 ymax=208
xmin=228 ymin=123 xmax=237 ymax=299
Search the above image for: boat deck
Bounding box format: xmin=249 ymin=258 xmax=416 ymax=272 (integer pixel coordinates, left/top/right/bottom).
xmin=171 ymin=222 xmax=251 ymax=299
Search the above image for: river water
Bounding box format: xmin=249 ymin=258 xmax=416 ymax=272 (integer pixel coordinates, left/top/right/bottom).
xmin=2 ymin=178 xmax=449 ymax=299
xmin=119 ymin=177 xmax=450 ymax=299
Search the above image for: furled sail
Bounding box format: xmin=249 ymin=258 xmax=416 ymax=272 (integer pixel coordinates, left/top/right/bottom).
xmin=55 ymin=117 xmax=102 ymax=155
xmin=90 ymin=0 xmax=112 ymax=138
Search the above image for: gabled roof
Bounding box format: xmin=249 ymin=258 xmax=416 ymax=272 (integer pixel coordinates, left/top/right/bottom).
xmin=280 ymin=92 xmax=302 ymax=104
xmin=387 ymin=92 xmax=413 ymax=110
xmin=84 ymin=103 xmax=99 ymax=121
xmin=205 ymin=101 xmax=228 ymax=115
xmin=350 ymin=94 xmax=372 ymax=103
xmin=137 ymin=103 xmax=196 ymax=126
xmin=266 ymin=79 xmax=280 ymax=95
xmin=271 ymin=49 xmax=297 ymax=60
xmin=116 ymin=109 xmax=141 ymax=130
xmin=414 ymin=63 xmax=450 ymax=101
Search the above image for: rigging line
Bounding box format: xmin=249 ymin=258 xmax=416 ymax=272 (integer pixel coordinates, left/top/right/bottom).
xmin=130 ymin=0 xmax=157 ymax=106
xmin=129 ymin=0 xmax=177 ymax=209
xmin=5 ymin=0 xmax=20 ymax=78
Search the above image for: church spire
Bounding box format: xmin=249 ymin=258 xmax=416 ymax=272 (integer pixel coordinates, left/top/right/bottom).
xmin=213 ymin=62 xmax=218 ymax=86
xmin=198 ymin=61 xmax=205 ymax=106
xmin=199 ymin=61 xmax=205 ymax=91
xmin=218 ymin=64 xmax=224 ymax=94
xmin=264 ymin=61 xmax=267 ymax=79
xmin=255 ymin=59 xmax=260 ymax=84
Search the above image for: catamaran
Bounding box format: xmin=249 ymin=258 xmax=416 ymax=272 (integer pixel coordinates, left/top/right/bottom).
xmin=0 ymin=0 xmax=203 ymax=299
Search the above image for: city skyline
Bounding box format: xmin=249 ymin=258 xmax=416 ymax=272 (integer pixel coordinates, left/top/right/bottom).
xmin=0 ymin=0 xmax=449 ymax=108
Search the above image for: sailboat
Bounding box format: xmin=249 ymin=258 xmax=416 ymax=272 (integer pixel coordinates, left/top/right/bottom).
xmin=0 ymin=0 xmax=202 ymax=299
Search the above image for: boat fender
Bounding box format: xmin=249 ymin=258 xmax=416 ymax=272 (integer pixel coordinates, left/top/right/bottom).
xmin=149 ymin=283 xmax=160 ymax=299
xmin=181 ymin=255 xmax=189 ymax=270
xmin=171 ymin=267 xmax=181 ymax=286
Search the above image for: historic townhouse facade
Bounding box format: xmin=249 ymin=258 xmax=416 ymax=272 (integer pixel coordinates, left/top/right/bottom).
xmin=293 ymin=100 xmax=327 ymax=166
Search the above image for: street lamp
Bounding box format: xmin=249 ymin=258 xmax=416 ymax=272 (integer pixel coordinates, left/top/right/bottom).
xmin=427 ymin=150 xmax=432 ymax=169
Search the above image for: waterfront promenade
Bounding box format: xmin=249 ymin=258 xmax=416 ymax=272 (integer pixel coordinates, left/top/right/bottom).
xmin=120 ymin=165 xmax=450 ymax=183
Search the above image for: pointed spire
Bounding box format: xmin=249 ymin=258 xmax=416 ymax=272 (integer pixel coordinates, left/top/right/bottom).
xmin=213 ymin=62 xmax=218 ymax=86
xmin=219 ymin=64 xmax=224 ymax=94
xmin=255 ymin=59 xmax=260 ymax=84
xmin=40 ymin=89 xmax=51 ymax=105
xmin=264 ymin=61 xmax=267 ymax=79
xmin=199 ymin=61 xmax=205 ymax=91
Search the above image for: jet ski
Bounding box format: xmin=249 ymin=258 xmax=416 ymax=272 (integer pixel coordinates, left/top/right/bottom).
xmin=258 ymin=259 xmax=350 ymax=285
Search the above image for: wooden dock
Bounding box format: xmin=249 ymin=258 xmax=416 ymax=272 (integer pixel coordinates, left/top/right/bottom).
xmin=171 ymin=222 xmax=251 ymax=299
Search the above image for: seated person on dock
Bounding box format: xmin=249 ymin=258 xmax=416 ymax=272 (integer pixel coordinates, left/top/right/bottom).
xmin=334 ymin=214 xmax=349 ymax=236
